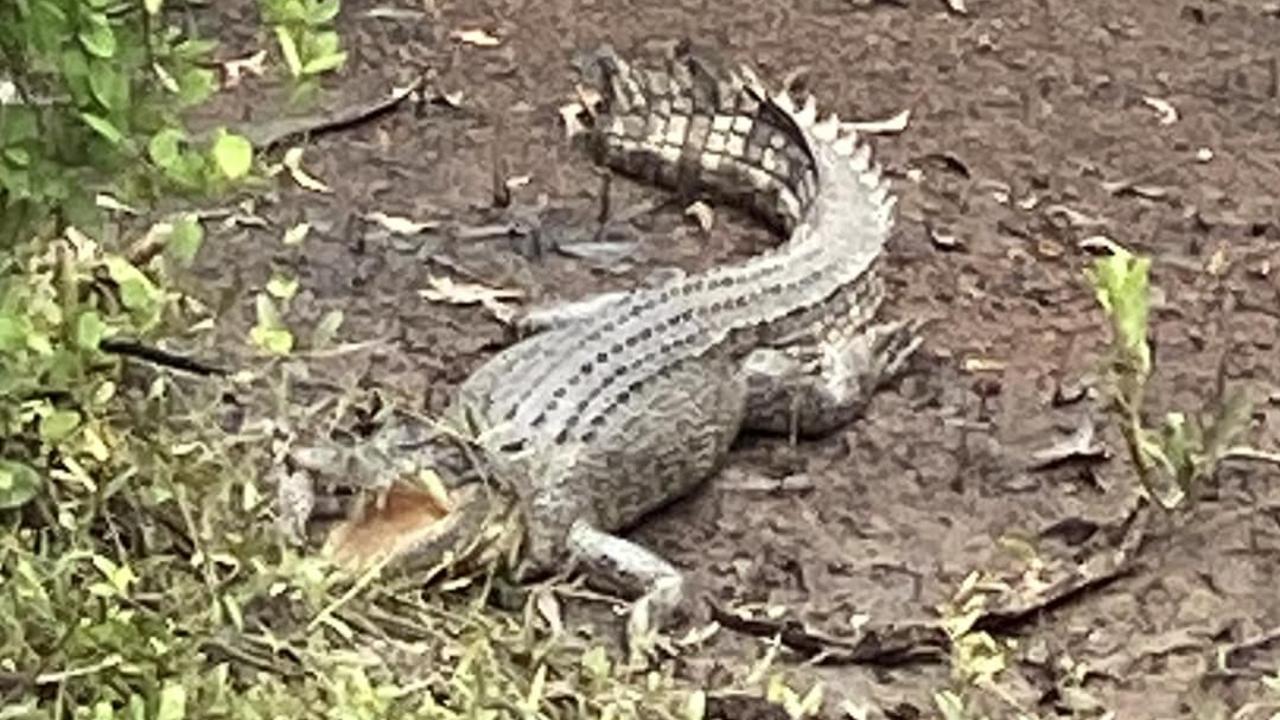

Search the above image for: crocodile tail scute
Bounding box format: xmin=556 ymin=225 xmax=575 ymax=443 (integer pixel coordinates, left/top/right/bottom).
xmin=584 ymin=47 xmax=822 ymax=234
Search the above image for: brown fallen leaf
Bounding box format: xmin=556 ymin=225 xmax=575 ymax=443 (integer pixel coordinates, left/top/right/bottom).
xmin=450 ymin=28 xmax=501 ymax=47
xmin=685 ymin=201 xmax=715 ymax=233
xmin=963 ymin=357 xmax=1006 ymax=373
xmin=419 ymin=275 xmax=522 ymax=324
xmin=1141 ymin=96 xmax=1178 ymax=125
xmin=220 ymin=50 xmax=268 ymax=89
xmin=281 ymin=147 xmax=331 ymax=194
xmin=364 ymin=211 xmax=439 ymax=235
xmin=844 ymin=109 xmax=912 ymax=135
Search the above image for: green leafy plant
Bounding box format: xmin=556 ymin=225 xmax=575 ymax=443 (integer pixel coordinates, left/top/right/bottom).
xmin=0 ymin=0 xmax=256 ymax=247
xmin=933 ymin=572 xmax=1038 ymax=720
xmin=1086 ymin=239 xmax=1255 ymax=508
xmin=259 ymin=0 xmax=347 ymax=101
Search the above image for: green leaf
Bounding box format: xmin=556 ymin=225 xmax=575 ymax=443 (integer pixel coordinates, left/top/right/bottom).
xmin=176 ymin=67 xmax=215 ymax=106
xmin=156 ymin=683 xmax=186 ymax=720
xmin=0 ymin=460 xmax=42 ymax=510
xmin=250 ymin=326 xmax=294 ymax=355
xmin=0 ymin=314 xmax=30 ymax=353
xmin=148 ymin=128 xmax=186 ymax=170
xmin=4 ymin=147 xmax=31 ymax=167
xmin=250 ymin=294 xmax=293 ymax=355
xmin=0 ymin=107 xmax=39 ymax=144
xmin=211 ymin=131 xmax=253 ymax=179
xmin=310 ymin=309 xmax=344 ymax=348
xmin=104 ymin=256 xmax=161 ymax=313
xmin=308 ymin=0 xmax=341 ymax=24
xmin=76 ymin=311 xmax=107 ymax=350
xmin=275 ymin=26 xmax=303 ymax=77
xmin=80 ymin=112 xmax=125 ymax=145
xmin=40 ymin=409 xmax=81 ymax=442
xmin=266 ymin=273 xmax=298 ymax=300
xmin=78 ymin=14 xmax=117 ymax=58
xmin=302 ymin=51 xmax=347 ymax=76
xmin=88 ymin=61 xmax=129 ymax=113
xmin=167 ymin=215 xmax=204 ymax=266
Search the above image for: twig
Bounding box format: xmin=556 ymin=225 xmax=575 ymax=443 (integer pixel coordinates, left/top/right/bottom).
xmin=100 ymin=338 xmax=229 ymax=376
xmin=1221 ymin=624 xmax=1280 ymax=669
xmin=228 ymin=76 xmax=425 ymax=150
xmin=707 ymin=600 xmax=948 ymax=666
xmin=1222 ymin=446 xmax=1280 ymax=467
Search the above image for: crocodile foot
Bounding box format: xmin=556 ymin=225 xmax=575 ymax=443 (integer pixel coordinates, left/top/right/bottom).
xmin=564 ymin=520 xmax=690 ymax=634
xmin=741 ymin=317 xmax=926 ymax=436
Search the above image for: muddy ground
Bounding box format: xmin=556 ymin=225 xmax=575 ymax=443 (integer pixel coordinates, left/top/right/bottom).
xmin=183 ymin=0 xmax=1280 ymax=717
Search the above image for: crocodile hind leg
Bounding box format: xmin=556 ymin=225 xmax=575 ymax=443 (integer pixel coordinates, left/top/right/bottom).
xmin=741 ymin=318 xmax=924 ymax=437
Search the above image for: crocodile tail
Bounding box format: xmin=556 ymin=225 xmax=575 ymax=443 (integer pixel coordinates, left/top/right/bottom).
xmin=582 ymin=46 xmax=822 ymax=235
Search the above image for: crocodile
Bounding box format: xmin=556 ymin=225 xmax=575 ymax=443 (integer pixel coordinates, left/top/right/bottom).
xmin=275 ymin=44 xmax=922 ymax=626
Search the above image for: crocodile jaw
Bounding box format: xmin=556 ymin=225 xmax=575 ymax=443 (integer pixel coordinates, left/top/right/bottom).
xmin=322 ymin=481 xmax=517 ymax=575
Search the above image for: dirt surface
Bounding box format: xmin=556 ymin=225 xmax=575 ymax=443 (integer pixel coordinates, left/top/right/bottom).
xmin=183 ymin=1 xmax=1280 ymax=717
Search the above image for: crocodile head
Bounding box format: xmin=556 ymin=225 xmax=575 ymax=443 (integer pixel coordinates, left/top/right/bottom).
xmin=287 ymin=416 xmax=523 ymax=578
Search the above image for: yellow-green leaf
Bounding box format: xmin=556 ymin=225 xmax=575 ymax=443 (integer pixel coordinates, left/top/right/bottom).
xmin=76 ymin=311 xmax=107 ymax=350
xmin=78 ymin=15 xmax=117 ymax=58
xmin=266 ymin=273 xmax=298 ymax=300
xmin=211 ymin=131 xmax=253 ymax=179
xmin=105 ymin=256 xmax=160 ymax=312
xmin=275 ymin=26 xmax=303 ymax=77
xmin=40 ymin=409 xmax=82 ymax=442
xmin=167 ymin=215 xmax=204 ymax=266
xmin=156 ymin=683 xmax=186 ymax=720
xmin=0 ymin=460 xmax=42 ymax=510
xmin=302 ymin=51 xmax=347 ymax=76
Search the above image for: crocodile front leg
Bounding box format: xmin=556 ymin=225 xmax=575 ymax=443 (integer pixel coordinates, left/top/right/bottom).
xmin=741 ymin=318 xmax=924 ymax=436
xmin=566 ymin=520 xmax=686 ymax=627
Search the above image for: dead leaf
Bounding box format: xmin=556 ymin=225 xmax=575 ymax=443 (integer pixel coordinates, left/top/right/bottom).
xmin=685 ymin=201 xmax=715 ymax=233
xmin=282 ymin=222 xmax=311 ymax=246
xmin=419 ymin=275 xmax=522 ymax=323
xmin=281 ymin=147 xmax=331 ymax=193
xmin=559 ymin=100 xmax=588 ymax=138
xmin=364 ymin=211 xmax=439 ymax=235
xmin=1206 ymin=246 xmax=1228 ymax=276
xmin=1043 ymin=204 xmax=1107 ymax=228
xmin=929 ymin=226 xmax=964 ymax=251
xmin=1141 ymin=96 xmax=1178 ymax=125
xmin=1103 ymin=180 xmax=1169 ymax=200
xmin=420 ymin=276 xmax=521 ymax=305
xmin=675 ymin=621 xmax=721 ymax=647
xmin=1078 ymin=235 xmax=1119 ymax=254
xmin=96 ymin=193 xmax=140 ymax=215
xmin=535 ymin=588 xmax=563 ymax=635
xmin=963 ymin=357 xmax=1006 ymax=373
xmin=845 ymin=109 xmax=911 ymax=135
xmin=1028 ymin=419 xmax=1108 ymax=470
xmin=450 ymin=28 xmax=501 ymax=47
xmin=221 ymin=50 xmax=267 ymax=89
